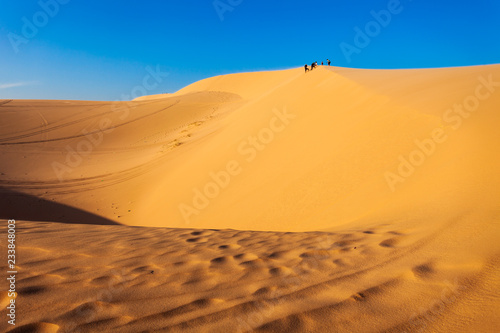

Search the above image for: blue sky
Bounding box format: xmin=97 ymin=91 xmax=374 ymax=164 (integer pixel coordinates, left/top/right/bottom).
xmin=0 ymin=0 xmax=499 ymax=100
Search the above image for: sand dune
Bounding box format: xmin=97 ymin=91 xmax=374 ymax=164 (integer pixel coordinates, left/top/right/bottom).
xmin=1 ymin=65 xmax=499 ymax=332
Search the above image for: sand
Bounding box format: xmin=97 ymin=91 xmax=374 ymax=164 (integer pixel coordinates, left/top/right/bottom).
xmin=1 ymin=65 xmax=499 ymax=332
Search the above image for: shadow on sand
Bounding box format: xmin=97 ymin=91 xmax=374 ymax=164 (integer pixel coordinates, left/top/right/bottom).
xmin=0 ymin=187 xmax=120 ymax=225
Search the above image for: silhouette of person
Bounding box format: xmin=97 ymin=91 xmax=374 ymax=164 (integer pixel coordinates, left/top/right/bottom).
xmin=322 ymin=61 xmax=324 ymax=66
xmin=327 ymin=59 xmax=331 ymax=66
xmin=305 ymin=64 xmax=309 ymax=73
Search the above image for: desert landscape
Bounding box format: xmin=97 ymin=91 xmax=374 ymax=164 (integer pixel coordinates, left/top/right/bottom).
xmin=1 ymin=64 xmax=500 ymax=332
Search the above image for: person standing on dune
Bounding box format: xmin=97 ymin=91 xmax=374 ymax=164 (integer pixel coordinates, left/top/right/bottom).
xmin=327 ymin=59 xmax=331 ymax=66
xmin=305 ymin=64 xmax=309 ymax=73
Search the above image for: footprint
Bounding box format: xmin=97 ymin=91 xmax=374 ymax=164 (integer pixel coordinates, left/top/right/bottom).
xmin=333 ymin=258 xmax=349 ymax=267
xmin=239 ymin=258 xmax=267 ymax=268
xmin=187 ymin=121 xmax=203 ymax=129
xmin=300 ymin=250 xmax=331 ymax=260
xmin=91 ymin=275 xmax=121 ymax=285
xmin=267 ymin=250 xmax=294 ymax=259
xmin=19 ymin=286 xmax=46 ymax=296
xmin=351 ymin=292 xmax=368 ymax=302
xmin=350 ymin=280 xmax=396 ymax=302
xmin=218 ymin=244 xmax=241 ymax=250
xmin=412 ymin=263 xmax=435 ymax=278
xmin=132 ymin=265 xmax=157 ymax=273
xmin=186 ymin=237 xmax=208 ymax=243
xmin=7 ymin=322 xmax=59 ymax=333
xmin=253 ymin=286 xmax=278 ymax=296
xmin=210 ymin=256 xmax=235 ymax=265
xmin=60 ymin=301 xmax=116 ymax=321
xmin=379 ymin=238 xmax=399 ymax=248
xmin=334 ymin=240 xmax=355 ymax=247
xmin=269 ymin=266 xmax=293 ymax=276
xmin=233 ymin=253 xmax=258 ymax=261
xmin=173 ymin=261 xmax=186 ymax=266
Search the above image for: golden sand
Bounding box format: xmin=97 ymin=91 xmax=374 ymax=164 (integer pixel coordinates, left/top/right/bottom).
xmin=1 ymin=65 xmax=499 ymax=332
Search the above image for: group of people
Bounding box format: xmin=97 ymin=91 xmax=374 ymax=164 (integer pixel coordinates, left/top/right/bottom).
xmin=305 ymin=59 xmax=331 ymax=72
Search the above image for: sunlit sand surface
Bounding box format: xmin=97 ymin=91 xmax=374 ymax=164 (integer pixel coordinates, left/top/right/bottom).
xmin=1 ymin=65 xmax=499 ymax=332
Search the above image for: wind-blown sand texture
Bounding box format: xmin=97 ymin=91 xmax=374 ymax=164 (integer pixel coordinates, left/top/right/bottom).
xmin=1 ymin=65 xmax=499 ymax=332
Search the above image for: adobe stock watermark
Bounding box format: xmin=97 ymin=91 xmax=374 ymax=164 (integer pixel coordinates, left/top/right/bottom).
xmin=385 ymin=74 xmax=499 ymax=192
xmin=51 ymin=65 xmax=169 ymax=181
xmin=178 ymin=106 xmax=296 ymax=224
xmin=213 ymin=0 xmax=243 ymax=21
xmin=339 ymin=0 xmax=410 ymax=63
xmin=8 ymin=0 xmax=71 ymax=54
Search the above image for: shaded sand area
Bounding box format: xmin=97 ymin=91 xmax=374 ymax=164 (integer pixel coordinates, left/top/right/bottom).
xmin=1 ymin=65 xmax=500 ymax=331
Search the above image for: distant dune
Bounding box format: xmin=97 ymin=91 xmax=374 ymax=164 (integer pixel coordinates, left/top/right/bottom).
xmin=133 ymin=93 xmax=171 ymax=101
xmin=1 ymin=65 xmax=499 ymax=332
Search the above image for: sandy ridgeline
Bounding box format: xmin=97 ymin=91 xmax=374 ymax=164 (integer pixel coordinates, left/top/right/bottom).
xmin=0 ymin=65 xmax=499 ymax=332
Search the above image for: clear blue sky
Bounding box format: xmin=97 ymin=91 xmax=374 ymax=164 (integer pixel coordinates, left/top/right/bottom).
xmin=0 ymin=0 xmax=499 ymax=100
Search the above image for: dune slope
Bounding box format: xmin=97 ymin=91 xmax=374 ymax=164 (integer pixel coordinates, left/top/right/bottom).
xmin=2 ymin=65 xmax=499 ymax=232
